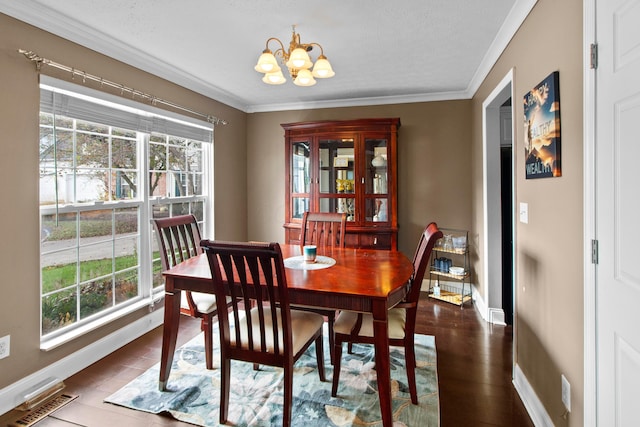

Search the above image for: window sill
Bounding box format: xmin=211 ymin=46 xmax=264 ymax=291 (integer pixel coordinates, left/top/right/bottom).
xmin=40 ymin=296 xmax=163 ymax=351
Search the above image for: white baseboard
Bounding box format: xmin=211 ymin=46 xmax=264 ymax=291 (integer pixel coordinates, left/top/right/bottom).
xmin=462 ymin=284 xmax=506 ymax=326
xmin=513 ymin=363 xmax=554 ymax=427
xmin=0 ymin=309 xmax=164 ymax=416
xmin=488 ymin=308 xmax=507 ymax=325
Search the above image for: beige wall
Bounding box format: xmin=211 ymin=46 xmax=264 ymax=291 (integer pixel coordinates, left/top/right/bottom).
xmin=471 ymin=0 xmax=584 ymax=425
xmin=246 ymin=102 xmax=472 ymax=257
xmin=0 ymin=13 xmax=247 ymax=389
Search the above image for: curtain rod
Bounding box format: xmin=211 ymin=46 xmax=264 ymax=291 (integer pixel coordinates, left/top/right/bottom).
xmin=18 ymin=49 xmax=227 ymax=126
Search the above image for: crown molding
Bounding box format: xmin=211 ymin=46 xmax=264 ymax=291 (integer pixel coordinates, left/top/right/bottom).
xmin=245 ymin=90 xmax=472 ymax=113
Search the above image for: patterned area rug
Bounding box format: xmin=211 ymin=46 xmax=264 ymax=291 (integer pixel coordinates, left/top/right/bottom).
xmin=105 ymin=328 xmax=439 ymax=426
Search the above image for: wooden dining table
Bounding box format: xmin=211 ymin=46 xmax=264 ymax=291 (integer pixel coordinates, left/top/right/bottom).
xmin=159 ymin=243 xmax=414 ymax=427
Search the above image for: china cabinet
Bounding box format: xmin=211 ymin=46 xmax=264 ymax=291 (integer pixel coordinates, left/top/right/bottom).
xmin=283 ymin=118 xmax=400 ymax=250
xmin=428 ymin=228 xmax=472 ymax=306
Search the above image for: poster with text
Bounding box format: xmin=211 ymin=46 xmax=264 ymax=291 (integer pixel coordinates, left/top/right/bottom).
xmin=523 ymin=71 xmax=561 ymax=179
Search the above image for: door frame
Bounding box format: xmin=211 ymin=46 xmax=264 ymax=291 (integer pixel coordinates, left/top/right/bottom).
xmin=482 ymin=69 xmax=516 ymax=328
xmin=583 ymin=0 xmax=597 ymax=425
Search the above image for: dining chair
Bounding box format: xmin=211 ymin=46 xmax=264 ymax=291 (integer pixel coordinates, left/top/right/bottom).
xmin=300 ymin=211 xmax=347 ymax=251
xmin=152 ymin=214 xmax=231 ymax=370
xmin=299 ymin=211 xmax=347 ymax=364
xmin=201 ymin=240 xmax=326 ymax=427
xmin=331 ymin=222 xmax=443 ymax=404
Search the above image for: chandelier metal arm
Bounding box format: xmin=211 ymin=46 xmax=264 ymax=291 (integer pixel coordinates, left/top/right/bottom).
xmin=265 ymin=37 xmax=286 ymax=55
xmin=308 ymin=42 xmax=325 ymax=57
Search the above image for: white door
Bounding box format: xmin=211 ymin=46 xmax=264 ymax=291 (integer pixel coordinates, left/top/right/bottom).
xmin=596 ymin=0 xmax=640 ymax=424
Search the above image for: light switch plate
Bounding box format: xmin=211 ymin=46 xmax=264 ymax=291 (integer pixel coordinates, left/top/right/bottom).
xmin=519 ymin=202 xmax=528 ymax=224
xmin=0 ymin=335 xmax=9 ymax=359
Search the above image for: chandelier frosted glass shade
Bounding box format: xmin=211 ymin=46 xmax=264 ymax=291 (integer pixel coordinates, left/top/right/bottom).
xmin=254 ymin=26 xmax=335 ymax=86
xmin=254 ymin=50 xmax=280 ymax=73
xmin=262 ymin=70 xmax=287 ymax=85
xmin=285 ymin=48 xmax=313 ymax=69
xmin=311 ymin=56 xmax=335 ymax=78
xmin=294 ymin=69 xmax=316 ymax=86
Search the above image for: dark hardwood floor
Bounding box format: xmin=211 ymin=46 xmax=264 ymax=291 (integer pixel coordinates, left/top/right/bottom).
xmin=1 ymin=294 xmax=533 ymax=426
xmin=416 ymin=295 xmax=533 ymax=426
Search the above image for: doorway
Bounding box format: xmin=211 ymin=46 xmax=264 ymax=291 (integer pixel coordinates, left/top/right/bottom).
xmin=500 ymin=145 xmax=513 ymax=325
xmin=482 ymin=70 xmax=515 ymax=328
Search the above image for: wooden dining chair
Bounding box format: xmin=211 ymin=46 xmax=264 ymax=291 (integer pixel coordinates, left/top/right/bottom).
xmin=331 ymin=222 xmax=443 ymax=404
xmin=298 ymin=211 xmax=346 ymax=364
xmin=201 ymin=240 xmax=326 ymax=427
xmin=152 ymin=214 xmax=231 ymax=370
xmin=300 ymin=211 xmax=347 ymax=251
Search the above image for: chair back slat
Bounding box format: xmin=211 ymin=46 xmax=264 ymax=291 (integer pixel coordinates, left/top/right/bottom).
xmin=202 ymin=241 xmax=292 ymax=360
xmin=301 ymin=212 xmax=347 ymax=250
xmin=217 ymin=253 xmax=245 ymax=348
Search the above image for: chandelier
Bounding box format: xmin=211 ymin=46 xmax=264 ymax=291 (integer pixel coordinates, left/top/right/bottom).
xmin=254 ymin=25 xmax=335 ymax=87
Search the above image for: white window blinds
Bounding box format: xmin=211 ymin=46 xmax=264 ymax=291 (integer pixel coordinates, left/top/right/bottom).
xmin=39 ymin=75 xmax=213 ymax=142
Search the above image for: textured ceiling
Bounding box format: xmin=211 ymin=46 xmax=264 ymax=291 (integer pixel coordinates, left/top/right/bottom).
xmin=0 ymin=0 xmax=534 ymax=113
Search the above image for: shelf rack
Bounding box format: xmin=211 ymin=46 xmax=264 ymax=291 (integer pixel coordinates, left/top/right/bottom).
xmin=428 ymin=228 xmax=472 ymax=307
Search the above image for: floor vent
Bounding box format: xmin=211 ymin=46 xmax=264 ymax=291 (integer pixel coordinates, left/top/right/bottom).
xmin=8 ymin=394 xmax=78 ymax=427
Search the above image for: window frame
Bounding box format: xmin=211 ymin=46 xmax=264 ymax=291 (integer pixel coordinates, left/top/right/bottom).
xmin=39 ymin=77 xmax=213 ymax=349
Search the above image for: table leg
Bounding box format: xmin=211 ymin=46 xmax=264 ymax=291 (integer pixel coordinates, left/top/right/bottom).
xmin=372 ymin=301 xmax=392 ymax=427
xmin=159 ymin=286 xmax=181 ymax=391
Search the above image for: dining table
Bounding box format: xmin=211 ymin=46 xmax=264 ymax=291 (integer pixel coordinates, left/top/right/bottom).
xmin=159 ymin=243 xmax=414 ymax=427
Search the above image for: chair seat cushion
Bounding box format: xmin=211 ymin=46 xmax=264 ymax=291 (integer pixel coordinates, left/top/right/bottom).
xmin=333 ymin=308 xmax=407 ymax=339
xmin=232 ymin=307 xmax=324 ymax=355
xmin=181 ymin=292 xmax=230 ymax=314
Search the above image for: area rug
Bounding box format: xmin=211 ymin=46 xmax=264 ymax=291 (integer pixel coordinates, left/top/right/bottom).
xmin=105 ymin=328 xmax=439 ymax=426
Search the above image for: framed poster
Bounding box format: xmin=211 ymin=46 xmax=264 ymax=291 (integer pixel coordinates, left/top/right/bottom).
xmin=524 ymin=71 xmax=561 ymax=179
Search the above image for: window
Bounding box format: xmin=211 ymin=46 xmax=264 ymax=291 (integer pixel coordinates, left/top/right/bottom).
xmin=39 ymin=77 xmax=213 ymax=342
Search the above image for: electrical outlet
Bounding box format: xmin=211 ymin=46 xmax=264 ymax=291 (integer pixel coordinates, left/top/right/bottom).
xmin=0 ymin=335 xmax=10 ymax=359
xmin=561 ymin=374 xmax=571 ymax=412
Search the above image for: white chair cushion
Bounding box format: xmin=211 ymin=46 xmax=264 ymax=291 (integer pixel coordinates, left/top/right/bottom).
xmin=231 ymin=307 xmax=324 ymax=355
xmin=333 ymin=308 xmax=407 ymax=340
xmin=181 ymin=292 xmax=230 ymax=314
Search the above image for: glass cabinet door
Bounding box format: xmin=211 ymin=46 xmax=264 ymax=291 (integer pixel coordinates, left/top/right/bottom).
xmin=291 ymin=141 xmax=310 ymax=219
xmin=365 ymin=137 xmax=388 ymax=222
xmin=319 ymin=138 xmax=356 ymax=221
